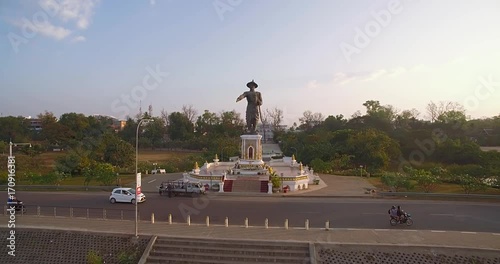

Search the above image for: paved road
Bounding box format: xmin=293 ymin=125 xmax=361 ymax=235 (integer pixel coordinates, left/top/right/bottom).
xmin=7 ymin=192 xmax=500 ymax=233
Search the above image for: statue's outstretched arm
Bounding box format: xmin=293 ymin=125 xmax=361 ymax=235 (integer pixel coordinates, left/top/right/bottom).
xmin=236 ymin=93 xmax=246 ymax=102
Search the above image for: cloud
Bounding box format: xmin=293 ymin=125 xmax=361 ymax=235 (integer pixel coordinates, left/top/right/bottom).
xmin=9 ymin=0 xmax=99 ymax=42
xmin=331 ymin=66 xmax=421 ymax=86
xmin=150 ymin=0 xmax=156 ymax=5
xmin=71 ymin=35 xmax=86 ymax=42
xmin=12 ymin=19 xmax=71 ymax=40
xmin=306 ymin=80 xmax=319 ymax=89
xmin=361 ymin=69 xmax=388 ymax=82
xmin=37 ymin=21 xmax=72 ymax=39
xmin=39 ymin=0 xmax=100 ymax=29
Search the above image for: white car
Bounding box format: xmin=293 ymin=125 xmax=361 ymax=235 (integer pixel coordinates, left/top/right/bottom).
xmin=109 ymin=187 xmax=146 ymax=204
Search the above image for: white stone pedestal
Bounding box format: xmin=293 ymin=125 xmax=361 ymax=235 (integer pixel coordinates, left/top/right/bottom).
xmin=267 ymin=182 xmax=272 ymax=194
xmin=240 ymin=134 xmax=263 ymax=160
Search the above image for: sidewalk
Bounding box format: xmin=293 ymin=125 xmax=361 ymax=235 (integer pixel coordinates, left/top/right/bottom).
xmin=5 ymin=215 xmax=500 ymax=251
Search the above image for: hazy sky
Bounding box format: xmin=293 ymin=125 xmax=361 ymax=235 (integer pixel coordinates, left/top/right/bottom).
xmin=1 ymin=0 xmax=499 ymax=125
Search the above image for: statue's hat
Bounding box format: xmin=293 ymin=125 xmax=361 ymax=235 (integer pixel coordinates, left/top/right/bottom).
xmin=247 ymin=80 xmax=258 ymax=88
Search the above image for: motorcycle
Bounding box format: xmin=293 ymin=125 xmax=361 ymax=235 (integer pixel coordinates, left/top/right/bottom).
xmin=390 ymin=212 xmax=413 ymax=226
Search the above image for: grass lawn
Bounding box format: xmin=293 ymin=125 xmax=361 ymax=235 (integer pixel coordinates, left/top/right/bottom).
xmin=17 ymin=174 xmax=138 ymax=186
xmin=136 ymin=150 xmax=198 ymax=162
xmin=3 ymin=149 xmax=197 ymax=186
xmin=367 ymin=177 xmax=500 ymax=195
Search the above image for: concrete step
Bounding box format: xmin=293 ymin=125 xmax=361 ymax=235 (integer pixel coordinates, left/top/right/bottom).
xmin=146 ymin=255 xmax=308 ymax=264
xmin=146 ymin=249 xmax=307 ymax=263
xmin=151 ymin=244 xmax=309 ymax=258
xmin=148 ymin=237 xmax=310 ymax=264
xmin=155 ymin=238 xmax=309 ymax=251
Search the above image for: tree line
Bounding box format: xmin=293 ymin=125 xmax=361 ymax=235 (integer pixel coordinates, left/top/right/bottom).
xmin=0 ymin=100 xmax=499 ymax=189
xmin=277 ymin=100 xmax=500 ymax=191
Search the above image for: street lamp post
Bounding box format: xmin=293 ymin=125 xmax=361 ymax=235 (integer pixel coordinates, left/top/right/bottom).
xmin=8 ymin=141 xmax=31 ymax=202
xmin=9 ymin=141 xmax=32 ymax=157
xmin=135 ymin=119 xmax=151 ymax=238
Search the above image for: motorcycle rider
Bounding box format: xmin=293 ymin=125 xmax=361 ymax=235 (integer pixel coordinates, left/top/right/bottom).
xmin=397 ymin=205 xmax=405 ymax=223
xmin=7 ymin=195 xmax=17 ymax=204
xmin=388 ymin=205 xmax=398 ymax=221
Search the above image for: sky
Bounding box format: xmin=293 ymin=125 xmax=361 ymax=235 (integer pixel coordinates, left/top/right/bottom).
xmin=1 ymin=0 xmax=500 ymax=126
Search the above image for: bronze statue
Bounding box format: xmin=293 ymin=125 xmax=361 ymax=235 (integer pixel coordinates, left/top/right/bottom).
xmin=236 ymin=80 xmax=262 ymax=134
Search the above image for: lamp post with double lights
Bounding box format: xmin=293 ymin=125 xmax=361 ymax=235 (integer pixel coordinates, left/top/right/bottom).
xmin=9 ymin=141 xmax=32 ymax=157
xmin=135 ymin=119 xmax=151 ymax=238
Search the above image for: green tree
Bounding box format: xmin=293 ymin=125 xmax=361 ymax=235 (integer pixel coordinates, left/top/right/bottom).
xmin=195 ymin=110 xmax=220 ymax=136
xmin=0 ymin=116 xmax=31 ymax=142
xmin=310 ymin=158 xmax=330 ymax=174
xmin=0 ymin=141 xmax=7 ymax=154
xmin=83 ymin=162 xmax=116 ymax=186
xmin=405 ymin=167 xmax=440 ymax=193
xmin=55 ymin=152 xmax=83 ymax=175
xmin=457 ymin=174 xmax=487 ymax=194
xmin=381 ymin=173 xmax=413 ymax=192
xmin=58 ymin=112 xmax=90 ymax=140
xmin=347 ymin=129 xmax=401 ymax=171
xmin=168 ymin=112 xmax=195 ymax=141
xmin=100 ymin=133 xmax=135 ymax=168
xmin=144 ymin=117 xmax=167 ymax=148
xmin=41 ymin=171 xmax=67 ymax=185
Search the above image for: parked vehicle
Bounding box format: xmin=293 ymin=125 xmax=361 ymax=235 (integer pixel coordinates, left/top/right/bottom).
xmin=159 ymin=181 xmax=205 ymax=197
xmin=390 ymin=212 xmax=414 ymax=226
xmin=109 ymin=187 xmax=146 ymax=204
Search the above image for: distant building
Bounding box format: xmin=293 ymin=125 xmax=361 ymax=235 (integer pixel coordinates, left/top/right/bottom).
xmin=25 ymin=117 xmax=42 ymax=131
xmin=111 ymin=119 xmax=127 ymax=132
xmin=92 ymin=114 xmax=127 ymax=132
xmin=257 ymin=124 xmax=287 ymax=143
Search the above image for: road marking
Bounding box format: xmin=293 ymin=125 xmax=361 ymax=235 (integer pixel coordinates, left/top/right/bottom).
xmin=148 ymin=179 xmax=157 ymax=183
xmin=461 ymin=232 xmax=477 ymax=234
xmin=374 ymin=229 xmax=390 ymax=231
xmin=347 ymin=228 xmax=363 ymax=231
xmin=493 ymin=233 xmax=500 ymax=236
xmin=430 ymin=214 xmax=454 ymax=216
xmin=431 ymin=230 xmax=446 ymax=233
xmin=403 ymin=230 xmax=417 ymax=232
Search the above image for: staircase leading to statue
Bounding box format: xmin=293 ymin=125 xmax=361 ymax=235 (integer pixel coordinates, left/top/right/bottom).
xmin=223 ymin=180 xmax=233 ymax=192
xmin=231 ymin=179 xmax=262 ymax=193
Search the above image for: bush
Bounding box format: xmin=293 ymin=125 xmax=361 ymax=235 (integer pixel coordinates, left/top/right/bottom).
xmin=447 ymin=164 xmax=487 ymax=177
xmin=0 ymin=172 xmax=7 ymax=185
xmin=87 ymin=250 xmax=103 ymax=264
xmin=457 ymin=174 xmax=487 ymax=194
xmin=117 ymin=250 xmax=137 ymax=264
xmin=404 ymin=167 xmax=440 ymax=193
xmin=381 ymin=173 xmax=414 ymax=192
xmin=333 ymin=169 xmax=359 ymax=176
